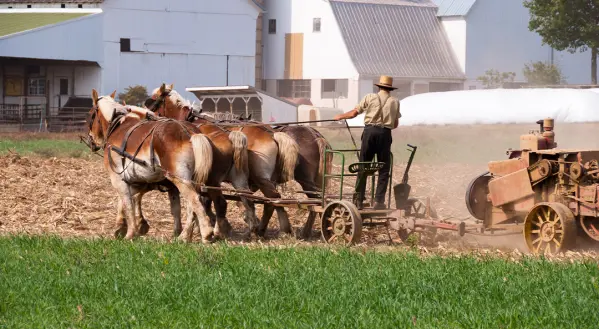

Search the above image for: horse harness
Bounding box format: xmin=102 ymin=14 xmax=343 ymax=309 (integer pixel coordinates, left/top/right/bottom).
xmin=101 ymin=108 xmax=195 ymax=177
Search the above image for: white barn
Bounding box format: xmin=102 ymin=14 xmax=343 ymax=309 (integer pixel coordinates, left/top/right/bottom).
xmin=261 ymin=0 xmax=466 ymax=124
xmin=0 ymin=0 xmax=264 ymax=130
xmin=432 ymin=0 xmax=591 ymax=89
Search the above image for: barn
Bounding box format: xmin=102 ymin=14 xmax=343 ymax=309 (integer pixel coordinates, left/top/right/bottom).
xmin=0 ymin=0 xmax=264 ymax=131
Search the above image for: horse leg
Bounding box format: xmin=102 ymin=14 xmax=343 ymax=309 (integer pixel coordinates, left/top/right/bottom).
xmin=253 ymin=177 xmax=293 ymax=237
xmin=135 ymin=190 xmax=150 ymax=236
xmin=168 ymin=188 xmax=182 ymax=237
xmin=114 ymin=197 xmax=128 ymax=238
xmin=201 ymin=195 xmax=217 ymax=227
xmin=257 ymin=204 xmax=275 ymax=237
xmin=209 ymin=190 xmax=232 ymax=240
xmin=110 ymin=177 xmax=139 ymax=240
xmin=229 ymin=170 xmax=260 ymax=238
xmin=173 ymin=180 xmax=213 ymax=243
xmin=296 ymin=178 xmax=322 ymax=240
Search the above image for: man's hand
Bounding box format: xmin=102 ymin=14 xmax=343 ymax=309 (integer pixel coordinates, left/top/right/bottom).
xmin=334 ymin=108 xmax=359 ymax=121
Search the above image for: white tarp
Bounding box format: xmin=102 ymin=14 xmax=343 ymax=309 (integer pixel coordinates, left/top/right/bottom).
xmin=395 ymin=88 xmax=599 ymax=126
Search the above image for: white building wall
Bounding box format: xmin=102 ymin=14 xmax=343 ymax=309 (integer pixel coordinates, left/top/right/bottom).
xmin=465 ymin=0 xmax=590 ymax=87
xmin=440 ymin=17 xmax=467 ymax=73
xmin=100 ymin=0 xmax=260 ymax=100
xmin=262 ymin=0 xmax=358 ymax=80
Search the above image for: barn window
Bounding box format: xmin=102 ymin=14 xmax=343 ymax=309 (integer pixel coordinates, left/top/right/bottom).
xmin=59 ymin=78 xmax=69 ymax=95
xmin=28 ymin=78 xmax=46 ymax=96
xmin=27 ymin=5 xmax=31 ymax=8
xmin=313 ymin=18 xmax=321 ymax=32
xmin=61 ymin=4 xmax=65 ymax=8
xmin=322 ymin=79 xmax=348 ymax=98
xmin=268 ymin=19 xmax=276 ymax=34
xmin=277 ymin=79 xmax=310 ymax=98
xmin=120 ymin=38 xmax=131 ymax=52
xmin=78 ymin=4 xmax=83 ymax=8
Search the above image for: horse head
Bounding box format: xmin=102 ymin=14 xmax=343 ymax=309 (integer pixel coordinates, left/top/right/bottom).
xmin=150 ymin=83 xmax=196 ymax=121
xmin=87 ymin=89 xmax=118 ymax=151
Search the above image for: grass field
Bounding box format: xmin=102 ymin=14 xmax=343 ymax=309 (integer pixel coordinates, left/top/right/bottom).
xmin=0 ymin=132 xmax=89 ymax=158
xmin=1 ymin=235 xmax=599 ymax=328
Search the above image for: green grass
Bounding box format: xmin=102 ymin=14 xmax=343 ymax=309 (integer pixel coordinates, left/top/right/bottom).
xmin=1 ymin=235 xmax=598 ymax=328
xmin=0 ymin=135 xmax=90 ymax=158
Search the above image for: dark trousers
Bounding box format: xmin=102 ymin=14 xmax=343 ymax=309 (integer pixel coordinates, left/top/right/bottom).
xmin=356 ymin=125 xmax=392 ymax=204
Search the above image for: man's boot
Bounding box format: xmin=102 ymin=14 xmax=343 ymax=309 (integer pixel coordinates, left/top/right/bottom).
xmin=373 ymin=200 xmax=387 ymax=210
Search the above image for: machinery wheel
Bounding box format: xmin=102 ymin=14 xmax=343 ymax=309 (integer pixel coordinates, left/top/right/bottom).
xmin=405 ymin=198 xmax=438 ymax=219
xmin=320 ymin=200 xmax=362 ymax=246
xmin=579 ymin=216 xmax=599 ymax=242
xmin=465 ymin=172 xmax=491 ymax=221
xmin=524 ymin=202 xmax=576 ymax=255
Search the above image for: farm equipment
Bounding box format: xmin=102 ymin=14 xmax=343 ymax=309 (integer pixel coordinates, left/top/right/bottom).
xmin=198 ymin=116 xmax=597 ymax=255
xmin=463 ymin=118 xmax=599 ymax=254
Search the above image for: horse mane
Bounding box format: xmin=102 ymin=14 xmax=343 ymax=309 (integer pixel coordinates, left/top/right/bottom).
xmin=97 ymin=96 xmax=152 ymax=123
xmin=165 ymin=89 xmax=202 ymax=112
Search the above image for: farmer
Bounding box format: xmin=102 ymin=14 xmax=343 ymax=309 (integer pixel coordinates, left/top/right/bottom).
xmin=333 ymin=75 xmax=401 ymax=209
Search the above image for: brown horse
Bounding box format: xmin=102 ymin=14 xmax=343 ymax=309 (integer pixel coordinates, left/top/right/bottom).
xmin=149 ymin=83 xmax=300 ymax=237
xmin=87 ymin=90 xmax=257 ymax=243
xmin=204 ymin=112 xmax=334 ymax=239
xmin=87 ymin=90 xmax=218 ymax=242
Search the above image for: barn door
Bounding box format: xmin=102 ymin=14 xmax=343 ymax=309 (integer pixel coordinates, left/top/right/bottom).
xmin=284 ymin=33 xmax=304 ymax=79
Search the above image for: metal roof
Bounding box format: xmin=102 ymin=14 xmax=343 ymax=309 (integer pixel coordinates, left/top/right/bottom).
xmin=330 ymin=0 xmax=465 ymax=80
xmin=430 ymin=0 xmax=477 ymax=16
xmin=0 ymin=12 xmax=92 ymax=37
xmin=186 ymin=86 xmax=298 ymax=106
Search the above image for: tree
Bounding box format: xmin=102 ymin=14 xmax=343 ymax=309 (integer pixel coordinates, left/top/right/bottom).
xmin=117 ymin=85 xmax=149 ymax=106
xmin=524 ymin=0 xmax=599 ymax=84
xmin=522 ymin=61 xmax=566 ymax=85
xmin=476 ymin=69 xmax=516 ymax=89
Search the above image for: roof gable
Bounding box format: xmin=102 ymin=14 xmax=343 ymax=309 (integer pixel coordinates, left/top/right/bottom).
xmin=0 ymin=12 xmax=92 ymax=37
xmin=329 ymin=0 xmax=465 ymax=80
xmin=430 ymin=0 xmax=477 ymax=17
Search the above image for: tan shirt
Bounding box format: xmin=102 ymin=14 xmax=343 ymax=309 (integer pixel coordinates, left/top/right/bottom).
xmin=356 ymin=91 xmax=400 ymax=129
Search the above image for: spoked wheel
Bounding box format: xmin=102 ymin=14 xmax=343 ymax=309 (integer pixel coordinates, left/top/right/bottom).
xmin=405 ymin=197 xmax=438 ymax=219
xmin=579 ymin=216 xmax=599 ymax=242
xmin=524 ymin=202 xmax=576 ymax=255
xmin=320 ymin=200 xmax=362 ymax=246
xmin=396 ymin=198 xmax=438 ymax=244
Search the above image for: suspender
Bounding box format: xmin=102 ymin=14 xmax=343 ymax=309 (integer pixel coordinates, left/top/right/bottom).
xmin=371 ymin=93 xmax=390 ymax=126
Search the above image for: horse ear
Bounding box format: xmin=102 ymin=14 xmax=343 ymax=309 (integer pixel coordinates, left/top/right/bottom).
xmin=160 ymin=83 xmax=166 ymax=93
xmin=239 ymin=113 xmax=245 ymax=120
xmin=247 ymin=113 xmax=252 ymax=120
xmin=122 ymin=100 xmax=126 ymax=105
xmin=168 ymin=83 xmax=174 ymax=91
xmin=110 ymin=90 xmax=117 ymax=99
xmin=91 ymin=89 xmax=99 ymax=106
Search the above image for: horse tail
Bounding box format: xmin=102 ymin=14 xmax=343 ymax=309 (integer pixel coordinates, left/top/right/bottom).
xmin=190 ymin=133 xmax=213 ymax=186
xmin=228 ymin=130 xmax=249 ymax=175
xmin=273 ymin=132 xmax=299 ymax=183
xmin=316 ymin=137 xmax=333 ymax=191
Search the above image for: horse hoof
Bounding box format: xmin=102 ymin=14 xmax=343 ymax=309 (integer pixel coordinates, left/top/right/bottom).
xmin=139 ymin=221 xmax=150 ymax=236
xmin=114 ymin=226 xmax=127 ymax=239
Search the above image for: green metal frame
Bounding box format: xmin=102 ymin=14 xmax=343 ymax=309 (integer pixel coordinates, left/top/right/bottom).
xmin=321 ymin=149 xmax=394 ymax=208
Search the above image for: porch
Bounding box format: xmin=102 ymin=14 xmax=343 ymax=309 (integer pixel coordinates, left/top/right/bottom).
xmin=0 ymin=57 xmax=100 ymax=132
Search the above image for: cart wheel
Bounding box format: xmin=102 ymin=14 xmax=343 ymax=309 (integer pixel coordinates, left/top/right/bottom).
xmin=579 ymin=216 xmax=599 ymax=242
xmin=524 ymin=202 xmax=576 ymax=255
xmin=405 ymin=198 xmax=438 ymax=219
xmin=321 ymin=200 xmax=362 ymax=246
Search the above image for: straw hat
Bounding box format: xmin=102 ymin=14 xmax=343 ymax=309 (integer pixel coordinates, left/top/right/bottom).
xmin=374 ymin=75 xmax=397 ymax=90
